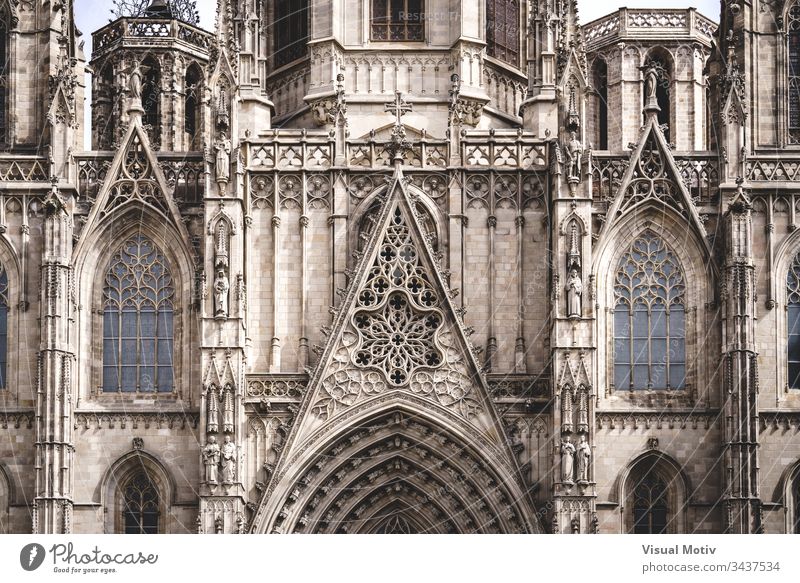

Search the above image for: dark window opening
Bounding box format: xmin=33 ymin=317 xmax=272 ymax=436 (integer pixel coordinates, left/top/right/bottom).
xmin=632 ymin=472 xmax=669 ymax=534
xmin=274 ymin=0 xmax=309 ymax=68
xmin=593 ymin=59 xmax=608 ymax=149
xmin=371 ymin=0 xmax=423 ymax=42
xmin=487 ymin=0 xmax=519 ymax=66
xmin=122 ymin=471 xmax=159 ymax=534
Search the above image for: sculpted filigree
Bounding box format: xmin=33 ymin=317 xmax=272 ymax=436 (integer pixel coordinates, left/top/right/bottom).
xmin=311 ymin=205 xmax=481 ymax=419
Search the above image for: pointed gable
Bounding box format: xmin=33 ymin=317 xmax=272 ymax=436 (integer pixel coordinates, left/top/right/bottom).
xmin=276 ymin=171 xmax=519 ymax=452
xmin=79 ymin=123 xmax=191 ymax=242
xmin=306 ymin=176 xmax=493 ymax=423
xmin=600 ymin=116 xmax=712 ymax=256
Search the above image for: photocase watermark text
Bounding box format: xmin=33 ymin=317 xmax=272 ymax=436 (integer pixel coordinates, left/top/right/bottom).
xmin=49 ymin=543 xmax=159 ymax=566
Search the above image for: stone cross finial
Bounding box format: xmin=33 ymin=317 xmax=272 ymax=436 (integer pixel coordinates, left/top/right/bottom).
xmin=384 ymin=91 xmax=412 ymax=161
xmin=384 ymin=91 xmax=412 ymax=126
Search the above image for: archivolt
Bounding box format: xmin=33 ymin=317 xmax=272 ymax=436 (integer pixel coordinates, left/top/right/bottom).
xmin=260 ymin=408 xmax=535 ymax=534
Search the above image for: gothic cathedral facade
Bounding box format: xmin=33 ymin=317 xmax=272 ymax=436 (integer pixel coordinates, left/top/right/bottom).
xmin=0 ymin=0 xmax=798 ymax=535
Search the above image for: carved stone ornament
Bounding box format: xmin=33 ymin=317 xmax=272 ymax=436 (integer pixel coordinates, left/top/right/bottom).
xmin=453 ymin=98 xmax=485 ymax=127
xmin=311 ymin=200 xmax=482 ymax=420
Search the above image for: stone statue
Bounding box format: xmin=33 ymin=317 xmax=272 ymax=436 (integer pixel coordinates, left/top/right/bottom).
xmin=214 ymin=269 xmax=230 ymax=318
xmin=222 ymin=387 xmax=234 ymax=434
xmin=128 ymin=58 xmax=143 ymax=102
xmin=566 ymin=268 xmax=583 ymax=318
xmin=202 ymin=436 xmax=220 ymax=485
xmin=221 ymin=435 xmax=236 ymax=484
xmin=566 ymin=131 xmax=583 ymax=181
xmin=577 ymin=435 xmax=591 ymax=483
xmin=561 ymin=437 xmax=575 ymax=483
xmin=214 ymin=132 xmax=232 ymax=184
xmin=207 ymin=387 xmax=219 ymax=433
xmin=643 ymin=63 xmax=660 ymax=110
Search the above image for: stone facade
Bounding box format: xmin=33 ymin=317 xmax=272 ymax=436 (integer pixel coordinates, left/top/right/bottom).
xmin=0 ymin=0 xmax=799 ymax=535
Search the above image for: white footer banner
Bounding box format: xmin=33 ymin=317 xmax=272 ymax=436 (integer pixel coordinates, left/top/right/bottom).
xmin=0 ymin=535 xmax=797 ymax=583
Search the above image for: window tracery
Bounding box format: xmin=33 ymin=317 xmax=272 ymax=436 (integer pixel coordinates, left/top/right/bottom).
xmin=354 ymin=207 xmax=442 ymax=387
xmin=121 ymin=471 xmax=159 ymax=534
xmin=613 ymin=231 xmax=686 ymax=390
xmin=102 ymin=235 xmax=174 ymax=393
xmin=371 ymin=0 xmax=424 ymax=41
xmin=487 ymin=0 xmax=519 ymax=66
xmin=789 ymin=2 xmax=800 ymax=144
xmin=632 ymin=472 xmax=669 ymax=534
xmin=619 ymin=133 xmax=681 ymax=216
xmin=313 ymin=203 xmax=479 ymax=419
xmin=105 ymin=132 xmax=168 ymax=216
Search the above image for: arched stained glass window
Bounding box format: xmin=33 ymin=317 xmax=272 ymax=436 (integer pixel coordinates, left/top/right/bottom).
xmin=632 ymin=472 xmax=669 ymax=534
xmin=487 ymin=0 xmax=519 ymax=66
xmin=102 ymin=236 xmax=174 ymax=393
xmin=122 ymin=471 xmax=159 ymax=534
xmin=787 ymin=251 xmax=800 ymax=389
xmin=613 ymin=231 xmax=686 ymax=390
xmin=789 ymin=2 xmax=800 ymax=144
xmin=0 ymin=262 xmax=7 ymax=389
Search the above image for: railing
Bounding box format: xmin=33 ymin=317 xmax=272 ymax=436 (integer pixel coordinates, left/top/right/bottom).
xmin=92 ymin=17 xmax=213 ymax=57
xmin=746 ymin=156 xmax=800 ymax=182
xmin=0 ymin=155 xmax=49 ymax=181
xmin=584 ymin=8 xmax=717 ymax=49
xmin=461 ymin=130 xmax=547 ymax=169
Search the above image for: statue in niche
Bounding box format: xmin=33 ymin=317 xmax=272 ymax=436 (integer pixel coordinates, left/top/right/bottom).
xmin=221 ymin=435 xmax=236 ymax=484
xmin=565 ymin=131 xmax=583 ymax=181
xmin=643 ymin=63 xmax=660 ymax=110
xmin=214 ymin=269 xmax=230 ymax=318
xmin=202 ymin=436 xmax=220 ymax=485
xmin=127 ymin=58 xmax=143 ymax=103
xmin=214 ymin=131 xmax=232 ymax=185
xmin=222 ymin=387 xmax=234 ymax=434
xmin=566 ymin=268 xmax=583 ymax=318
xmin=576 ymin=434 xmax=591 ymax=483
xmin=561 ymin=437 xmax=575 ymax=483
xmin=207 ymin=386 xmax=219 ymax=433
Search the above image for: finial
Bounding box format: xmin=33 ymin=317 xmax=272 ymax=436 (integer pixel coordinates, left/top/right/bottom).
xmin=384 ymin=91 xmax=412 ymax=162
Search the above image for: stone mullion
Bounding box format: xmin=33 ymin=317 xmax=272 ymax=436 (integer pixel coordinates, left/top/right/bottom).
xmin=515 ymin=213 xmax=526 ymax=372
